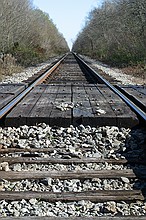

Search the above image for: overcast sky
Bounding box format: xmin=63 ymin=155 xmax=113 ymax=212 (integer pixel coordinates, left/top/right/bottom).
xmin=33 ymin=0 xmax=103 ymax=49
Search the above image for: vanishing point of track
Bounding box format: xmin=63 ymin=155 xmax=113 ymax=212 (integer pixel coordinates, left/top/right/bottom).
xmin=0 ymin=53 xmax=145 ymax=127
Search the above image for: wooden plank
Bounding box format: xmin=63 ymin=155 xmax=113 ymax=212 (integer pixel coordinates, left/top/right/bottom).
xmin=0 ymin=156 xmax=128 ymax=164
xmin=44 ymin=84 xmax=59 ymax=93
xmin=73 ymin=101 xmax=94 ymax=126
xmin=0 ymin=93 xmax=14 ymax=109
xmin=72 ymin=83 xmax=139 ymax=127
xmin=57 ymin=85 xmax=71 ymax=94
xmin=5 ymin=87 xmax=46 ymax=126
xmin=1 ymin=156 xmax=146 ymax=165
xmin=5 ymin=95 xmax=42 ymax=126
xmin=97 ymin=86 xmax=121 ymax=101
xmin=90 ymin=101 xmax=117 ymax=126
xmin=73 ymin=85 xmax=94 ymax=125
xmin=4 ymin=84 xmax=71 ymax=126
xmin=0 ymin=84 xmax=26 ymax=94
xmin=48 ymin=73 xmax=86 ymax=83
xmin=55 ymin=94 xmax=72 ymax=102
xmin=126 ymin=85 xmax=146 ymax=94
xmin=2 ymin=83 xmax=140 ymax=127
xmin=110 ymin=102 xmax=139 ymax=127
xmin=0 ymin=84 xmax=26 ymax=110
xmin=49 ymin=90 xmax=72 ymax=126
xmin=0 ymin=190 xmax=144 ymax=202
xmin=49 ymin=109 xmax=72 ymax=126
xmin=28 ymin=85 xmax=58 ymax=125
xmin=128 ymin=87 xmax=146 ymax=106
xmin=98 ymin=86 xmax=139 ymax=127
xmin=84 ymin=85 xmax=117 ymax=126
xmin=73 ymin=93 xmax=89 ymax=102
xmin=30 ymin=85 xmax=48 ymax=93
xmin=117 ymin=85 xmax=146 ymax=112
xmin=72 ymin=85 xmax=86 ymax=94
xmin=134 ymin=85 xmax=146 ymax=95
xmin=0 ymin=169 xmax=145 ymax=180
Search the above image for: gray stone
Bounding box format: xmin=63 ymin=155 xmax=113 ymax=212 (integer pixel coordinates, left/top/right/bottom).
xmin=121 ymin=177 xmax=130 ymax=183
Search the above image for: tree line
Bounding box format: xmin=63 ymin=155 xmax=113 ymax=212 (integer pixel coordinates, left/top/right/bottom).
xmin=73 ymin=0 xmax=146 ymax=66
xmin=0 ymin=0 xmax=69 ymax=66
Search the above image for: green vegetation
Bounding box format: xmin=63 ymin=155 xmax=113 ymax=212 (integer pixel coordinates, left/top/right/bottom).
xmin=0 ymin=0 xmax=69 ymax=68
xmin=73 ymin=0 xmax=146 ymax=67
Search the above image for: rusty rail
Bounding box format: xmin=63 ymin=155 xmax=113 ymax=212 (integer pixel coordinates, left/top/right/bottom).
xmin=0 ymin=54 xmax=67 ymax=119
xmin=74 ymin=53 xmax=146 ymax=123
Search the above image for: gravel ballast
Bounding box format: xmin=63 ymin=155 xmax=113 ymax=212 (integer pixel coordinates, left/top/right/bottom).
xmin=0 ymin=199 xmax=146 ymax=217
xmin=1 ymin=178 xmax=137 ymax=192
xmin=0 ymin=124 xmax=146 ymax=217
xmin=81 ymin=55 xmax=145 ymax=85
xmin=10 ymin=162 xmax=128 ymax=172
xmin=0 ymin=63 xmax=50 ymax=84
xmin=0 ymin=124 xmax=145 ymax=160
xmin=0 ymin=56 xmax=61 ymax=84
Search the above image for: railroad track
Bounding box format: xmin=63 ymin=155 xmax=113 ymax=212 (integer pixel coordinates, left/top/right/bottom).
xmin=0 ymin=53 xmax=146 ymax=219
xmin=0 ymin=53 xmax=145 ymax=127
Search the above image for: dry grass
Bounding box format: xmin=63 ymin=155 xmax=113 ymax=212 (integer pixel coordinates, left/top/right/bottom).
xmin=0 ymin=65 xmax=23 ymax=81
xmin=121 ymin=65 xmax=146 ymax=84
xmin=0 ymin=54 xmax=23 ymax=81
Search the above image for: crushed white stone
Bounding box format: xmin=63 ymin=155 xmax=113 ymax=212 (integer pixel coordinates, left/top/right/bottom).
xmin=81 ymin=55 xmax=145 ymax=85
xmin=0 ymin=124 xmax=146 ymax=161
xmin=0 ymin=63 xmax=50 ymax=84
xmin=0 ymin=199 xmax=146 ymax=217
xmin=0 ymin=124 xmax=146 ymax=217
xmin=0 ymin=162 xmax=10 ymax=171
xmin=94 ymin=63 xmax=139 ymax=85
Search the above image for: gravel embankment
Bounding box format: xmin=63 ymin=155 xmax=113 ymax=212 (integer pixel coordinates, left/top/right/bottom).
xmin=0 ymin=63 xmax=50 ymax=84
xmin=81 ymin=55 xmax=145 ymax=85
xmin=1 ymin=54 xmax=145 ymax=85
xmin=0 ymin=55 xmax=61 ymax=84
xmin=93 ymin=63 xmax=144 ymax=85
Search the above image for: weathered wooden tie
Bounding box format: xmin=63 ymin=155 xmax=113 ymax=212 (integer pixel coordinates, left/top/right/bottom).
xmin=0 ymin=169 xmax=146 ymax=180
xmin=4 ymin=84 xmax=138 ymax=127
xmin=0 ymin=190 xmax=144 ymax=202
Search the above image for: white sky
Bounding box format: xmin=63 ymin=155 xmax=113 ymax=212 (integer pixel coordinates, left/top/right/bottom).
xmin=33 ymin=0 xmax=103 ymax=49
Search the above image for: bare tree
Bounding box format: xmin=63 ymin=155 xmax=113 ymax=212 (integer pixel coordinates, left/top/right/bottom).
xmin=0 ymin=0 xmax=69 ymax=65
xmin=73 ymin=0 xmax=146 ymax=66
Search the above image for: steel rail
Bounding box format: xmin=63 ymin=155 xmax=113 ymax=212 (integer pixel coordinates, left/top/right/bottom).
xmin=0 ymin=54 xmax=68 ymax=120
xmin=74 ymin=53 xmax=146 ymax=121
